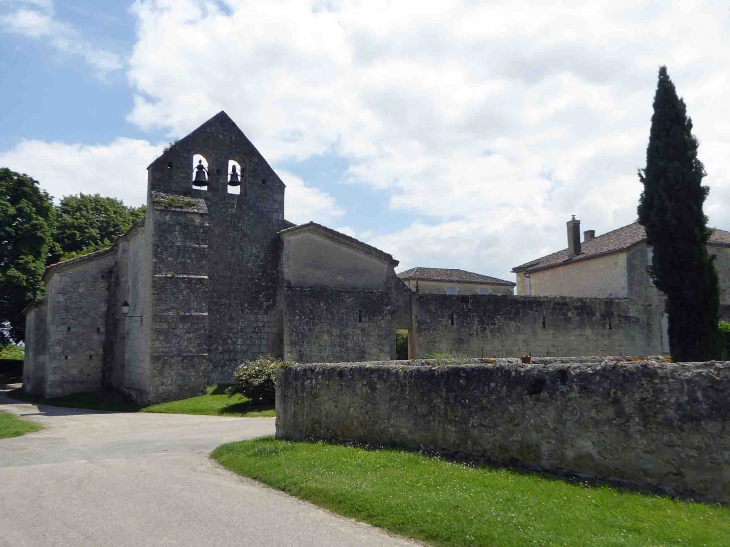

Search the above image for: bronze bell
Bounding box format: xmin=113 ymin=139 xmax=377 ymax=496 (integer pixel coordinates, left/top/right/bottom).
xmin=228 ymin=165 xmax=241 ymax=186
xmin=193 ymin=160 xmax=208 ymax=184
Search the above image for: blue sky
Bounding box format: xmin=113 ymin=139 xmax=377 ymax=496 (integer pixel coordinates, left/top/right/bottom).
xmin=2 ymin=0 xmax=730 ymax=283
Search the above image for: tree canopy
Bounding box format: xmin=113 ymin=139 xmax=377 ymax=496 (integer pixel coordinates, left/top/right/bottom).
xmin=50 ymin=194 xmax=145 ymax=263
xmin=0 ymin=168 xmax=55 ymax=344
xmin=637 ymin=66 xmax=721 ymax=361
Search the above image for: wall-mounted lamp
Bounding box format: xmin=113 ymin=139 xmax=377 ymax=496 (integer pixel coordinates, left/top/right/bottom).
xmin=122 ymin=300 xmax=142 ymax=324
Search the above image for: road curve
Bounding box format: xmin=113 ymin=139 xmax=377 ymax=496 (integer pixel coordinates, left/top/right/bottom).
xmin=0 ymin=389 xmax=418 ymax=547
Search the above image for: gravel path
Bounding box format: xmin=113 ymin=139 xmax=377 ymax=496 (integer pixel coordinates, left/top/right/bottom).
xmin=0 ymin=388 xmax=417 ymax=547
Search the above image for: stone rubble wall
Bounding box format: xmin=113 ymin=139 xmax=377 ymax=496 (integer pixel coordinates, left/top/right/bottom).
xmin=44 ymin=252 xmax=117 ymax=398
xmin=276 ymin=358 xmax=730 ymax=503
xmin=413 ymin=294 xmax=663 ymax=358
xmin=283 ymin=287 xmax=392 ymax=363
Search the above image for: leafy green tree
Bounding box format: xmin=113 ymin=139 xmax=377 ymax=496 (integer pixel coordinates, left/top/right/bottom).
xmin=50 ymin=194 xmax=145 ymax=263
xmin=637 ymin=66 xmax=722 ymax=361
xmin=0 ymin=168 xmax=55 ymax=343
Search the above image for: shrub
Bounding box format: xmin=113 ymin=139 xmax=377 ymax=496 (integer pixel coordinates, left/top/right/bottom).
xmin=423 ymin=353 xmax=453 ymax=359
xmin=231 ymin=356 xmax=291 ymax=405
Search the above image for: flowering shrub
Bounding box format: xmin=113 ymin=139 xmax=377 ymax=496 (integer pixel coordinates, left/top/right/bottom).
xmin=231 ymin=356 xmax=291 ymax=405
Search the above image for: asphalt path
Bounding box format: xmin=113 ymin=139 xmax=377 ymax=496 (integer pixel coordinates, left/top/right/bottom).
xmin=0 ymin=388 xmax=418 ymax=547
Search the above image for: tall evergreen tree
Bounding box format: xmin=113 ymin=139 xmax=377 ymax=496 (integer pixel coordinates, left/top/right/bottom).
xmin=638 ymin=66 xmax=721 ymax=361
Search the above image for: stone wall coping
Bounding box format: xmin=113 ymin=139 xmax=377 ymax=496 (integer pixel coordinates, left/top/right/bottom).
xmin=285 ymin=356 xmax=674 ymax=368
xmin=415 ymin=293 xmax=637 ymax=303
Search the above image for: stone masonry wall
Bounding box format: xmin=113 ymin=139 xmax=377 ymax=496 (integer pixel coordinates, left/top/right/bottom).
xmin=413 ymin=294 xmax=662 ymax=358
xmin=147 ymin=112 xmax=287 ymax=386
xmin=22 ymin=302 xmax=47 ymax=396
xmin=284 ymin=287 xmax=392 ymax=363
xmin=148 ymin=207 xmax=210 ymax=403
xmin=44 ymin=252 xmax=117 ymax=398
xmin=276 ymin=359 xmax=730 ymax=503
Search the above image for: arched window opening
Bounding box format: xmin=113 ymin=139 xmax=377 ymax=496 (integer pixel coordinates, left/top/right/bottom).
xmin=192 ymin=154 xmax=209 ymax=188
xmin=228 ymin=160 xmax=242 ymax=195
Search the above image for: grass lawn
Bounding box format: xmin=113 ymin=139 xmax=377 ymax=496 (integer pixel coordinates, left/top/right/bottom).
xmin=140 ymin=385 xmax=275 ymax=417
xmin=0 ymin=411 xmax=43 ymax=439
xmin=212 ymin=437 xmax=730 ymax=547
xmin=7 ymin=385 xmax=275 ymax=417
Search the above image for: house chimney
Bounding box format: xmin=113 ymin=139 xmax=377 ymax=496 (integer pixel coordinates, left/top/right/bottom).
xmin=567 ymin=216 xmax=581 ymax=258
xmin=584 ymin=230 xmax=595 ymax=242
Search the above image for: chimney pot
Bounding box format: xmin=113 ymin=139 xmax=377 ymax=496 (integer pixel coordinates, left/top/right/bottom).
xmin=567 ymin=217 xmax=581 ymax=258
xmin=584 ymin=230 xmax=595 ymax=242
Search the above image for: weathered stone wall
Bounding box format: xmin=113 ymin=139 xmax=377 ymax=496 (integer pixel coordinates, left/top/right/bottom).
xmin=413 ymin=294 xmax=662 ymax=358
xmin=44 ymin=251 xmax=116 ymax=398
xmin=283 ymin=287 xmax=392 ymax=363
xmin=710 ymin=245 xmax=730 ymax=316
xmin=22 ymin=301 xmax=47 ymax=396
xmin=148 ymin=206 xmax=210 ymax=403
xmin=282 ymin=231 xmax=390 ymax=290
xmin=276 ymin=359 xmax=730 ymax=503
xmin=148 ymin=112 xmax=288 ymax=386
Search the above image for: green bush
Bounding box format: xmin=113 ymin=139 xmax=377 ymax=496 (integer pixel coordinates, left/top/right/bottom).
xmin=0 ymin=344 xmax=24 ymax=360
xmin=231 ymin=356 xmax=292 ymax=405
xmin=423 ymin=352 xmax=453 ymax=359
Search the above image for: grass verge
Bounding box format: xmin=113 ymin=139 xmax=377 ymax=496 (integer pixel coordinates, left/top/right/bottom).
xmin=140 ymin=385 xmax=275 ymax=417
xmin=7 ymin=385 xmax=275 ymax=417
xmin=0 ymin=411 xmax=43 ymax=439
xmin=211 ymin=437 xmax=730 ymax=547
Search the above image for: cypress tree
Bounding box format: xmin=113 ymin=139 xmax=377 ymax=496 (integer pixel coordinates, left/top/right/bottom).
xmin=638 ymin=66 xmax=722 ymax=362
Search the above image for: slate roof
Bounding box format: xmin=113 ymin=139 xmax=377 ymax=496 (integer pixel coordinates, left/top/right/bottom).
xmin=398 ymin=267 xmax=516 ymax=286
xmin=279 ymin=222 xmax=399 ymax=266
xmin=512 ymin=222 xmax=730 ymax=274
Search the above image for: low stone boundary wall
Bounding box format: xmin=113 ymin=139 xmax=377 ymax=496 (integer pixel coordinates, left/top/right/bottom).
xmin=276 ymin=358 xmax=730 ymax=503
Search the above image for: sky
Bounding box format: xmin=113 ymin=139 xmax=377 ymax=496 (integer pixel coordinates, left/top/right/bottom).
xmin=2 ymin=0 xmax=730 ymax=283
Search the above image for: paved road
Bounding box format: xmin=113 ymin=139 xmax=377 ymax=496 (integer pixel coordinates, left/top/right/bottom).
xmin=0 ymin=389 xmax=417 ymax=547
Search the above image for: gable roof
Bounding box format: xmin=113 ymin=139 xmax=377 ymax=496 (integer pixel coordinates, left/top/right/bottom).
xmin=279 ymin=222 xmax=398 ymax=266
xmin=512 ymin=222 xmax=730 ymax=274
xmin=398 ymin=267 xmax=516 ymax=286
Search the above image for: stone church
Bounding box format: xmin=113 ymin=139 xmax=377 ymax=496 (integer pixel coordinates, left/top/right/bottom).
xmin=23 ymin=113 xmax=668 ymax=404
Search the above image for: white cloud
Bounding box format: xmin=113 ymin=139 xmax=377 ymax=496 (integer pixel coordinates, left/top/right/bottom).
xmin=0 ymin=139 xmax=346 ymax=227
xmin=0 ymin=1 xmax=123 ymax=77
xmin=280 ymin=170 xmax=346 ymax=225
xmin=7 ymin=0 xmax=722 ymax=280
xmin=0 ymin=138 xmax=162 ymax=206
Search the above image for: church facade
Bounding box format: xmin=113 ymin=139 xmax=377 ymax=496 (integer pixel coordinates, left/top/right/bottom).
xmin=23 ymin=113 xmax=667 ymax=404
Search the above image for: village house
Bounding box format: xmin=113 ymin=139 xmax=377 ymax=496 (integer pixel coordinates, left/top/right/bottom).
xmin=512 ymin=216 xmax=730 ymax=321
xmin=398 ymin=267 xmax=515 ymax=295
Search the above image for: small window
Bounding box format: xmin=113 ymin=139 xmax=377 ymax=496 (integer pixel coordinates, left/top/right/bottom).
xmin=479 ymin=288 xmax=491 ymax=295
xmin=261 ymin=178 xmax=267 ymax=186
xmin=358 ymin=310 xmax=363 ymax=323
xmin=167 ymin=162 xmax=173 ymax=169
xmin=450 ymin=312 xmax=455 ymax=326
xmin=444 ymin=286 xmax=459 ymax=295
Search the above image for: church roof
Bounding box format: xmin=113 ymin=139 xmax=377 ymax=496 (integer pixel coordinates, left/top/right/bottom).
xmin=512 ymin=222 xmax=730 ymax=274
xmin=279 ymin=222 xmax=399 ymax=266
xmin=398 ymin=267 xmax=515 ymax=286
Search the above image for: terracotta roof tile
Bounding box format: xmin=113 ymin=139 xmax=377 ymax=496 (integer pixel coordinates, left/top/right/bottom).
xmin=513 ymin=222 xmax=730 ymax=273
xmin=398 ymin=267 xmax=515 ymax=286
